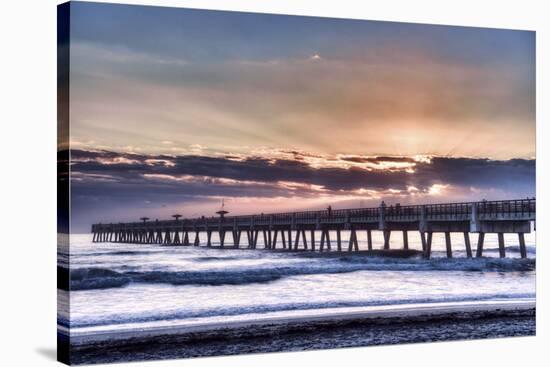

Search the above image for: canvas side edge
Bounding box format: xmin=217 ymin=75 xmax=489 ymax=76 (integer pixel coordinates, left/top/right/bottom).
xmin=57 ymin=2 xmax=71 ymax=365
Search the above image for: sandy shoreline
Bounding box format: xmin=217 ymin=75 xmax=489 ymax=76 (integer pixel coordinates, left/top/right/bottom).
xmin=68 ymin=299 xmax=535 ymax=346
xmin=65 ymin=299 xmax=535 ymax=365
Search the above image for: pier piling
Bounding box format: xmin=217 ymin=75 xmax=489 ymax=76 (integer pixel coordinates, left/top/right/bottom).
xmin=402 ymin=231 xmax=409 ymax=250
xmin=518 ymin=233 xmax=527 ymax=259
xmin=498 ymin=233 xmax=506 ymax=258
xmin=383 ymin=230 xmax=391 ymax=250
xmin=463 ymin=232 xmax=472 ymax=258
xmin=367 ymin=230 xmax=373 ymax=251
xmin=476 ymin=233 xmax=485 ymax=257
xmin=445 ymin=232 xmax=452 ymax=258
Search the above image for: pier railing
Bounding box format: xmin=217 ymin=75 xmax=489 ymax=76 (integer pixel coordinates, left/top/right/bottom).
xmin=92 ymin=198 xmax=535 ymax=232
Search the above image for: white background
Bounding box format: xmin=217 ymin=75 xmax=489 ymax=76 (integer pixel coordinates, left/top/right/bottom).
xmin=0 ymin=0 xmax=548 ymax=366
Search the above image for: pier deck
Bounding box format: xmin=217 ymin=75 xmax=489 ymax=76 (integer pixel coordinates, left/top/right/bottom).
xmin=91 ymin=198 xmax=535 ymax=258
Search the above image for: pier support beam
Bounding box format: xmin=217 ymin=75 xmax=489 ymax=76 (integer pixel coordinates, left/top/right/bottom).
xmin=383 ymin=230 xmax=391 ymax=250
xmin=302 ymin=230 xmax=308 ymax=250
xmin=420 ymin=232 xmax=426 ymax=252
xmin=402 ymin=231 xmax=409 ymax=250
xmin=336 ymin=229 xmax=342 ymax=252
xmin=263 ymin=231 xmax=270 ymax=249
xmin=164 ymin=231 xmax=171 ymax=245
xmin=207 ymin=231 xmax=212 ymax=247
xmin=246 ymin=230 xmax=253 ymax=248
xmin=476 ymin=232 xmax=485 ymax=257
xmin=463 ymin=232 xmax=472 ymax=258
xmin=518 ymin=233 xmax=527 ymax=259
xmin=320 ymin=229 xmax=331 ymax=252
xmin=424 ymin=232 xmax=433 ymax=259
xmin=194 ymin=232 xmax=200 ymax=246
xmin=311 ymin=230 xmax=316 ymax=251
xmin=367 ymin=230 xmax=373 ymax=251
xmin=287 ymin=230 xmax=292 ymax=250
xmin=348 ymin=229 xmax=359 ymax=252
xmin=498 ymin=233 xmax=506 ymax=258
xmin=272 ymin=230 xmax=278 ymax=249
xmin=445 ymin=232 xmax=452 ymax=258
xmin=220 ymin=231 xmax=226 ymax=248
xmin=293 ymin=230 xmax=307 ymax=250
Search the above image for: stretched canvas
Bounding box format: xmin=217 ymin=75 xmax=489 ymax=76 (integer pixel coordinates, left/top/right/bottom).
xmin=57 ymin=1 xmax=536 ymax=365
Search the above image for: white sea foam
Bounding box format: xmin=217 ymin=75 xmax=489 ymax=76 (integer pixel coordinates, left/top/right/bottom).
xmin=65 ymin=233 xmax=536 ymax=335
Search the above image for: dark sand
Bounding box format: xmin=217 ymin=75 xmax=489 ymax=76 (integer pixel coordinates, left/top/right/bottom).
xmin=68 ymin=303 xmax=535 ymax=365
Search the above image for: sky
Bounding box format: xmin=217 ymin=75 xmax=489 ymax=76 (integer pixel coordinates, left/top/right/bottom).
xmin=67 ymin=2 xmax=536 ymax=232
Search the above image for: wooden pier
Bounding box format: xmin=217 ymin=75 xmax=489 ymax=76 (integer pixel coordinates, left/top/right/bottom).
xmin=91 ymin=198 xmax=536 ymax=259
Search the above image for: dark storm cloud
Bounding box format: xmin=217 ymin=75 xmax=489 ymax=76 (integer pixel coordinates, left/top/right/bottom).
xmin=339 ymin=156 xmax=417 ymax=164
xmin=70 ymin=149 xmax=535 ymax=232
xmin=413 ymin=157 xmax=535 ymax=192
xmin=71 ymin=149 xmax=535 ymax=195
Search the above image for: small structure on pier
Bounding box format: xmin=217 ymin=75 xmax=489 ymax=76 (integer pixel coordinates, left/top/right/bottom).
xmin=216 ymin=199 xmax=229 ymax=219
xmin=214 ymin=200 xmax=230 ymax=247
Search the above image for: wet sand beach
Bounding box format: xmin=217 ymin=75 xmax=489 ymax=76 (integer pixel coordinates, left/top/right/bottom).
xmin=68 ymin=300 xmax=535 ymax=365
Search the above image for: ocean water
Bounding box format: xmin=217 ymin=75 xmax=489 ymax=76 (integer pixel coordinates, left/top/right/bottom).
xmin=62 ymin=231 xmax=536 ymax=337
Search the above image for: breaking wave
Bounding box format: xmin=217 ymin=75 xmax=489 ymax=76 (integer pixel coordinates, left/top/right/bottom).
xmin=68 ymin=293 xmax=535 ymax=328
xmin=70 ymin=256 xmax=535 ymax=291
